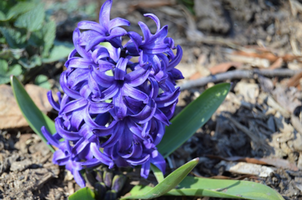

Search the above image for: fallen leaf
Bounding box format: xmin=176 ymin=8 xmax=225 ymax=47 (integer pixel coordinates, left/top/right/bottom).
xmin=209 ymin=62 xmax=242 ymax=75
xmin=268 ymin=57 xmax=283 ymax=70
xmin=0 ymin=84 xmax=57 ymax=129
xmin=287 ymin=71 xmax=302 ymax=87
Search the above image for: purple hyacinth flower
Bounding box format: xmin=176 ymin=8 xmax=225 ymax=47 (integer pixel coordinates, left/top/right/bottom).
xmin=126 ymin=14 xmax=172 ymax=74
xmin=42 ymin=0 xmax=184 ymax=187
xmin=78 ymin=0 xmax=130 ymax=49
xmin=41 ymin=127 xmax=86 ymax=187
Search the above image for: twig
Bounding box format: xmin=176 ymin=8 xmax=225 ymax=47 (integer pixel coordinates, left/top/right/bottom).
xmin=178 ymin=69 xmax=302 ymax=90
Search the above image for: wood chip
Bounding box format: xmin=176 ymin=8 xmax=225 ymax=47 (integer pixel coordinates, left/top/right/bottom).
xmin=217 ymin=161 xmax=275 ymax=177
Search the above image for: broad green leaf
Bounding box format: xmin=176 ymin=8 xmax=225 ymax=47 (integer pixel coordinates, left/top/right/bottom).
xmin=0 ymin=59 xmax=8 ymax=73
xmin=42 ymin=20 xmax=56 ymax=57
xmin=10 ymin=76 xmax=55 ymax=152
xmin=14 ymin=3 xmax=45 ymax=32
xmin=35 ymin=74 xmax=51 ymax=89
xmin=0 ymin=48 xmax=23 ymax=60
xmin=19 ymin=55 xmax=42 ymax=68
xmin=42 ymin=43 xmax=73 ymax=63
xmin=69 ymin=187 xmax=95 ymax=200
xmin=157 ymin=83 xmax=231 ymax=158
xmin=0 ymin=11 xmax=5 ymax=21
xmin=5 ymin=2 xmax=36 ymax=21
xmin=0 ymin=27 xmax=27 ymax=48
xmin=0 ymin=60 xmax=22 ymax=84
xmin=122 ymin=158 xmax=199 ymax=199
xmin=166 ymin=176 xmax=284 ymax=200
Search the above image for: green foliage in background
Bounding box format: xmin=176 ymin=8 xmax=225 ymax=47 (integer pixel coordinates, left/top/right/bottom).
xmin=0 ymin=0 xmax=72 ymax=85
xmin=179 ymin=0 xmax=195 ymax=14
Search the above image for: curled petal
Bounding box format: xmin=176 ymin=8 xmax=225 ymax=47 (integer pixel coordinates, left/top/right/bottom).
xmin=141 ymin=160 xmax=151 ymax=179
xmin=126 ymin=65 xmax=150 ymax=87
xmin=78 ymin=21 xmax=105 ymax=33
xmin=151 ymin=152 xmax=166 ymax=175
xmin=99 ymin=0 xmax=112 ymax=31
xmin=91 ymin=68 xmax=114 ymax=88
xmin=127 ymin=154 xmax=150 ymax=166
xmin=101 ymin=122 xmax=123 ymax=148
xmin=138 ymin=21 xmax=151 ymax=42
xmin=60 ymin=98 xmax=87 ymax=114
xmin=47 ymin=91 xmax=60 ymax=111
xmin=72 ymin=169 xmax=86 ymax=188
xmin=131 ymin=100 xmax=156 ymax=124
xmin=60 ymin=71 xmax=81 ymax=99
xmin=89 ymin=102 xmax=113 ymax=114
xmin=86 ymin=36 xmax=107 ymax=51
xmin=123 ymin=84 xmax=148 ymax=103
xmin=154 ymin=109 xmax=170 ymax=126
xmin=167 ymin=45 xmax=183 ymax=71
xmin=73 ymin=28 xmax=90 ymax=59
xmin=144 ymin=13 xmax=160 ymax=31
xmin=109 ymin=18 xmax=130 ymax=29
xmin=115 ymin=58 xmax=128 ymax=80
xmin=102 ymin=83 xmax=119 ymax=100
xmin=68 ymin=58 xmax=94 ymax=69
xmin=156 ymin=87 xmax=180 ymax=108
xmin=41 ymin=126 xmax=59 ymax=147
xmin=55 ymin=119 xmax=81 ymax=140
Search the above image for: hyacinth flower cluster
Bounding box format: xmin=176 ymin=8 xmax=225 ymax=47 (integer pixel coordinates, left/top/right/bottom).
xmin=42 ymin=0 xmax=183 ymax=187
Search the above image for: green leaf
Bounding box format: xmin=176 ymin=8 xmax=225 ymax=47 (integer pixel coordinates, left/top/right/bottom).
xmin=10 ymin=76 xmax=55 ymax=152
xmin=151 ymin=164 xmax=164 ymax=183
xmin=166 ymin=176 xmax=284 ymax=200
xmin=42 ymin=42 xmax=73 ymax=63
xmin=0 ymin=59 xmax=8 ymax=73
xmin=35 ymin=74 xmax=51 ymax=89
xmin=19 ymin=55 xmax=42 ymax=68
xmin=0 ymin=48 xmax=23 ymax=60
xmin=122 ymin=158 xmax=199 ymax=199
xmin=0 ymin=27 xmax=27 ymax=48
xmin=0 ymin=60 xmax=22 ymax=84
xmin=42 ymin=20 xmax=56 ymax=57
xmin=0 ymin=11 xmax=6 ymax=21
xmin=157 ymin=83 xmax=231 ymax=158
xmin=69 ymin=187 xmax=95 ymax=200
xmin=14 ymin=3 xmax=45 ymax=31
xmin=5 ymin=2 xmax=36 ymax=21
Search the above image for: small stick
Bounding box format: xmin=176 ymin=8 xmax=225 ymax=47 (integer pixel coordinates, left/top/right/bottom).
xmin=178 ymin=69 xmax=302 ymax=90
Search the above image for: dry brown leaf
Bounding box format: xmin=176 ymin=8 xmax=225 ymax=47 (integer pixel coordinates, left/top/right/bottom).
xmin=0 ymin=84 xmax=56 ymax=129
xmin=232 ymin=50 xmax=302 ymax=63
xmin=209 ymin=62 xmax=242 ymax=75
xmin=189 ymin=71 xmax=202 ymax=80
xmin=287 ymin=71 xmax=302 ymax=87
xmin=268 ymin=57 xmax=283 ymax=70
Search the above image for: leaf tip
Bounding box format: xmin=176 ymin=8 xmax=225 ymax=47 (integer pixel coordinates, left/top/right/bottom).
xmin=193 ymin=157 xmax=199 ymax=163
xmin=10 ymin=75 xmax=15 ymax=82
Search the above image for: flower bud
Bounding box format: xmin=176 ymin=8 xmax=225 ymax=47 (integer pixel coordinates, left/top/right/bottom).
xmin=95 ymin=182 xmax=107 ymax=199
xmin=103 ymin=170 xmax=113 ymax=188
xmin=104 ymin=190 xmax=117 ymax=200
xmin=112 ymin=174 xmax=127 ymax=194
